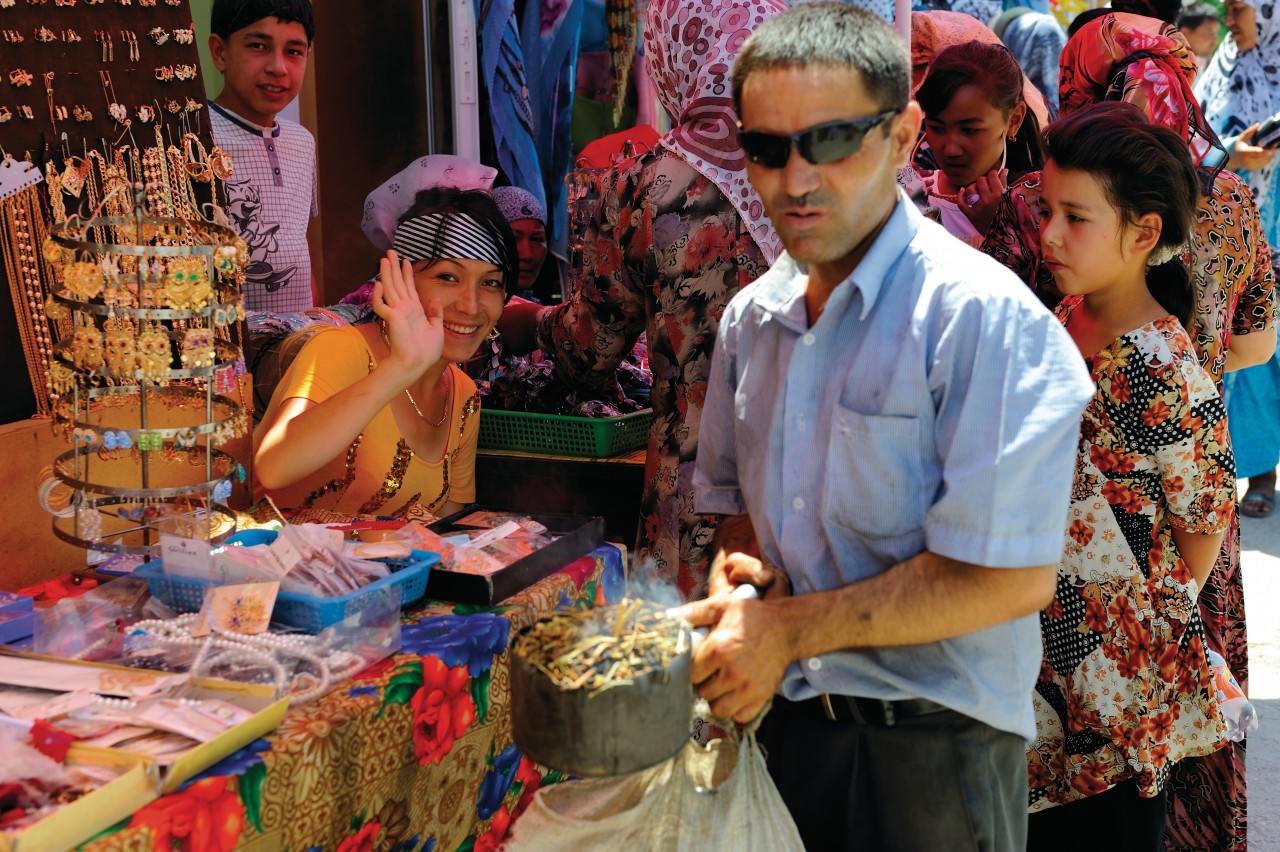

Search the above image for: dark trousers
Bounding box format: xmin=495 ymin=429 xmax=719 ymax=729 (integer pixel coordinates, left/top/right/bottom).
xmin=1026 ymin=781 xmax=1167 ymax=852
xmin=756 ymin=694 xmax=1028 ymax=852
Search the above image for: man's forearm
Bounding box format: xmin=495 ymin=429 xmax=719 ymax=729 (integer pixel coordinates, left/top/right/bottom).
xmin=774 ymin=551 xmax=1057 ymax=661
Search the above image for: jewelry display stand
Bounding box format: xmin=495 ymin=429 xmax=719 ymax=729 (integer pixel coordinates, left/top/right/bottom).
xmin=44 ymin=182 xmax=248 ymax=555
xmin=0 ymin=0 xmax=210 ymax=423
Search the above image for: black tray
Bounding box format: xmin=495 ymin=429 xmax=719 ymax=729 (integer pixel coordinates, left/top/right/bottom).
xmin=423 ymin=508 xmax=605 ymax=605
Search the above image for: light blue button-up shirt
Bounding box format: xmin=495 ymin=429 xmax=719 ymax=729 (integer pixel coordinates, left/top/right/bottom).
xmin=694 ymin=195 xmax=1094 ymax=740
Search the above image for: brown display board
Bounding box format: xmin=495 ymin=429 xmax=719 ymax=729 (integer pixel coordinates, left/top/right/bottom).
xmin=0 ymin=0 xmax=206 ymax=161
xmin=0 ymin=0 xmax=209 ymax=425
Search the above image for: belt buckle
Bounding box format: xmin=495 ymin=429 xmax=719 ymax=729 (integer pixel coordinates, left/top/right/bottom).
xmin=820 ymin=693 xmax=837 ymax=722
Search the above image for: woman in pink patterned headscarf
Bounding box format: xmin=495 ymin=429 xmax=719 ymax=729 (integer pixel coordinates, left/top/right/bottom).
xmin=643 ymin=0 xmax=785 ymax=262
xmin=508 ymin=0 xmax=785 ymax=600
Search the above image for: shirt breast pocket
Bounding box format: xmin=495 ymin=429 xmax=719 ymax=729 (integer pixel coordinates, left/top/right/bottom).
xmin=824 ymin=407 xmax=928 ymax=541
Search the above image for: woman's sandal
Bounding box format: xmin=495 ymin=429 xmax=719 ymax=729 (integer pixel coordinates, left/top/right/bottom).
xmin=1240 ymin=491 xmax=1276 ymax=518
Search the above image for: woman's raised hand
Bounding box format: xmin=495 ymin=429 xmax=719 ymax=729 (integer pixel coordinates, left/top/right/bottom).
xmin=371 ymin=250 xmax=444 ymax=378
xmin=963 ymin=167 xmax=1008 ymax=235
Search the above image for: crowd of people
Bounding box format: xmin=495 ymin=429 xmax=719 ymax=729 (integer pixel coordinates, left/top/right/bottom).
xmin=209 ymin=0 xmax=1277 ymax=848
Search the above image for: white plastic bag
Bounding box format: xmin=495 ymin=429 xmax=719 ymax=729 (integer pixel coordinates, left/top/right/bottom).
xmin=506 ymin=724 xmax=804 ymax=851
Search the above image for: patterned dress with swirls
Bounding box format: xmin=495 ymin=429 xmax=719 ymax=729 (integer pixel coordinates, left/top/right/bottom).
xmin=536 ymin=148 xmax=768 ymax=599
xmin=1030 ymin=306 xmax=1233 ymax=812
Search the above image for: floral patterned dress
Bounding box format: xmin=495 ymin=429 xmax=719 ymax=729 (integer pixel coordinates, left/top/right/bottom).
xmin=1029 ymin=304 xmax=1234 ymax=812
xmin=983 ymin=166 xmax=1274 ymax=848
xmin=536 ymin=147 xmax=769 ymax=599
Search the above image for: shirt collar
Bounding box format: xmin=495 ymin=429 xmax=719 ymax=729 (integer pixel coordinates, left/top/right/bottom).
xmin=756 ymin=192 xmax=920 ymax=330
xmin=210 ymin=101 xmax=281 ymax=138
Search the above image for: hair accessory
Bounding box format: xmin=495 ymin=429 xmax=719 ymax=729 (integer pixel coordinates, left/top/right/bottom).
xmin=174 ymin=64 xmax=197 ymax=81
xmin=70 ymin=314 xmax=105 ymax=371
xmin=63 ymin=29 xmax=82 ymax=43
xmin=165 ymin=257 xmax=212 ymax=309
xmin=392 ymin=212 xmax=510 ymax=270
xmin=1147 ymin=240 xmax=1188 ymax=267
xmin=212 ymin=480 xmax=232 ymax=502
xmin=136 ymin=432 xmax=163 ymax=452
xmin=9 ymin=68 xmax=33 ymax=86
xmin=77 ymin=506 xmax=103 ymax=542
xmin=35 ymin=26 xmax=56 ymax=42
xmin=4 ymin=30 xmax=25 ymax=43
xmin=362 ymin=156 xmax=497 ymax=251
xmin=73 ymin=104 xmax=92 ymax=122
xmin=173 ymin=26 xmax=194 ymax=44
xmin=208 ymin=147 xmax=233 ymax=181
xmin=104 ymin=317 xmax=136 ymax=375
xmin=101 ymin=430 xmax=133 ymax=451
xmin=18 ymin=105 xmax=33 ymax=119
xmin=184 ymin=97 xmax=202 ymax=114
xmin=136 ymin=105 xmax=154 ymax=123
xmin=148 ymin=27 xmax=170 ymax=46
xmin=63 ymin=260 xmax=102 ymax=299
xmin=73 ymin=427 xmax=98 ymax=448
xmin=179 ymin=326 xmax=214 ymax=368
xmin=154 ymin=66 xmax=174 ymax=82
xmin=164 ymin=98 xmax=181 ymax=114
xmin=0 ymin=107 xmax=10 ymax=123
xmin=47 ymin=363 xmax=75 ymax=395
xmin=175 ymin=428 xmax=197 ymax=448
xmin=136 ymin=324 xmax=170 ymax=383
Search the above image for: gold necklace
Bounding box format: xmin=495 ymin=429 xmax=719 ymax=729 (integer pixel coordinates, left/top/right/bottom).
xmin=379 ymin=322 xmax=451 ymax=427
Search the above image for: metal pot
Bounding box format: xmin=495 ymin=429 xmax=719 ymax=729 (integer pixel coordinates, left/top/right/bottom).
xmin=510 ymin=620 xmax=693 ymax=777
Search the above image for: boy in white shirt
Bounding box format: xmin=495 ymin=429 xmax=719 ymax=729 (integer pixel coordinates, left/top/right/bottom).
xmin=208 ymin=0 xmax=320 ymax=312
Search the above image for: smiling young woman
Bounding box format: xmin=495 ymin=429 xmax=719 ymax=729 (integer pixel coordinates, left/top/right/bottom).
xmin=254 ymin=188 xmax=517 ymax=519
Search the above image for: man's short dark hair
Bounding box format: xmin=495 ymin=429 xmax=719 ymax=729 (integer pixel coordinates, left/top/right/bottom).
xmin=731 ymin=3 xmax=910 ymax=120
xmin=1177 ymin=2 xmax=1220 ymax=30
xmin=211 ymin=0 xmax=315 ymax=44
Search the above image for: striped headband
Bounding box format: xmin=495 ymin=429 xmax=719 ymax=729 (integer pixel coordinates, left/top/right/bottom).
xmin=392 ymin=212 xmax=510 ymax=271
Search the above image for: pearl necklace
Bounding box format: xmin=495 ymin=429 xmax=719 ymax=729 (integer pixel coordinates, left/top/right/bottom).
xmin=379 ymin=322 xmax=451 ymax=427
xmin=128 ymin=615 xmax=366 ymax=706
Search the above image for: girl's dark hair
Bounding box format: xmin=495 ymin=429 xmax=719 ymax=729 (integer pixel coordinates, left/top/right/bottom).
xmin=915 ymin=42 xmax=1044 ymax=176
xmin=397 ymin=187 xmax=519 ymax=296
xmin=211 ymin=0 xmax=315 ymax=43
xmin=1044 ymin=101 xmax=1199 ymax=326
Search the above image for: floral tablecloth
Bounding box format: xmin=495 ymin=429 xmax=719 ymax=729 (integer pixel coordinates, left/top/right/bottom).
xmin=81 ymin=546 xmax=627 ymax=852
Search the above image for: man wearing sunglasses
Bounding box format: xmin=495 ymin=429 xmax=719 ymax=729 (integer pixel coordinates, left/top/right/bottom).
xmin=676 ymin=4 xmax=1095 ymax=850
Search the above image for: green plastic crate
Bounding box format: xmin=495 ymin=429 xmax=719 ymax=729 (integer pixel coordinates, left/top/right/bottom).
xmin=478 ymin=408 xmax=654 ymax=458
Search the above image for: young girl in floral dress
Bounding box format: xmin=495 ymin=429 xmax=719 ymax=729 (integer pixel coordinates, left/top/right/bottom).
xmin=1026 ymin=102 xmax=1234 ymax=851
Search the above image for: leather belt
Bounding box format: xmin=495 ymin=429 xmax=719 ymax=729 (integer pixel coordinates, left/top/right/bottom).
xmin=817 ymin=693 xmax=950 ymax=726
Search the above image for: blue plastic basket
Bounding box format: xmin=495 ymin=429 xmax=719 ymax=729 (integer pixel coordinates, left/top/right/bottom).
xmin=133 ymin=530 xmax=439 ymax=634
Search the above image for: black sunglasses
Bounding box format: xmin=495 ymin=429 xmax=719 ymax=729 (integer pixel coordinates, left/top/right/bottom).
xmin=737 ymin=110 xmax=901 ymax=169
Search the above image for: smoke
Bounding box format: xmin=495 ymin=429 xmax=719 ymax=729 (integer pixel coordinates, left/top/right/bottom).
xmin=625 ymin=557 xmax=684 ymax=609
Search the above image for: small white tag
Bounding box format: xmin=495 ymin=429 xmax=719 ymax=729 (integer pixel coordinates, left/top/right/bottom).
xmin=269 ymin=534 xmax=304 ymax=572
xmin=467 ymin=521 xmax=521 ymax=550
xmin=159 ymin=532 xmax=213 ymax=579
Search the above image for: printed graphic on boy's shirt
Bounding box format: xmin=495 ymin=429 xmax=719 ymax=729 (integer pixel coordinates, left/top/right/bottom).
xmin=223 ymin=177 xmax=299 ymax=294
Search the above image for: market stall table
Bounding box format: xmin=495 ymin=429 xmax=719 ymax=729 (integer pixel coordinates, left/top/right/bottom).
xmin=80 ymin=545 xmax=626 ymax=852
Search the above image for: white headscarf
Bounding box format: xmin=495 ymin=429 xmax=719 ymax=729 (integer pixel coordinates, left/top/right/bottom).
xmin=361 ymin=155 xmax=497 ymax=251
xmin=1194 ymin=1 xmax=1280 ymax=234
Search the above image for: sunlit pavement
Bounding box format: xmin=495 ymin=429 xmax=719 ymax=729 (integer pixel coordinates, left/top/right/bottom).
xmin=1240 ymin=501 xmax=1280 ymax=850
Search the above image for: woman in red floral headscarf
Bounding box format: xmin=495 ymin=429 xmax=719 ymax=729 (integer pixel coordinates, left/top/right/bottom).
xmin=505 ymin=0 xmax=785 ymax=601
xmin=981 ymin=13 xmax=1278 ymax=851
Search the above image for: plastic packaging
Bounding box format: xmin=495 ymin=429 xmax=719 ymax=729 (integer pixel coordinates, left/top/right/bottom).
xmin=1207 ymin=648 xmax=1258 ymax=741
xmin=32 ymin=579 xmax=151 ymax=662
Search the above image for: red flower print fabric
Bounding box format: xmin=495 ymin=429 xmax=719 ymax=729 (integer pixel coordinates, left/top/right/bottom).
xmin=1029 ymin=307 xmax=1234 ymax=811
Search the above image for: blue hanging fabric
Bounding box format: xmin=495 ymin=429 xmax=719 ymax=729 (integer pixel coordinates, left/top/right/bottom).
xmin=476 ymin=0 xmax=547 ymax=213
xmin=521 ymin=0 xmax=585 ymax=264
